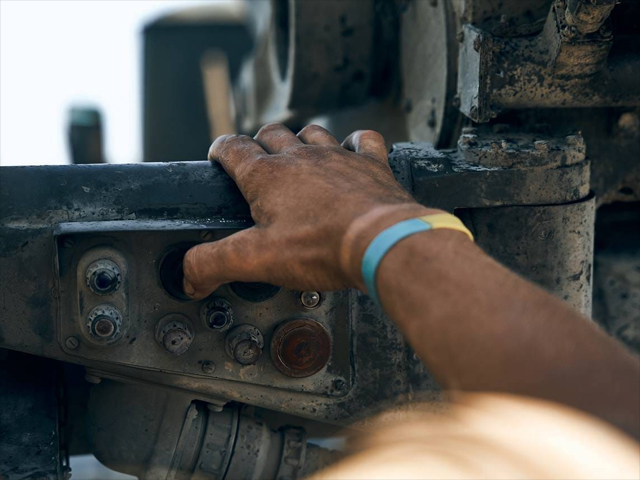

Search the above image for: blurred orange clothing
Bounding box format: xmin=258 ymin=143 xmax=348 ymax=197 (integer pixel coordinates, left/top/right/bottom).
xmin=312 ymin=393 xmax=640 ymax=480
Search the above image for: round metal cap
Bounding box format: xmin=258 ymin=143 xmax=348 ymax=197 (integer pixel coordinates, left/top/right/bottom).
xmin=271 ymin=319 xmax=331 ymax=378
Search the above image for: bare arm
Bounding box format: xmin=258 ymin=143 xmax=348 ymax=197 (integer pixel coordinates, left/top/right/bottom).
xmin=183 ymin=123 xmax=640 ymax=438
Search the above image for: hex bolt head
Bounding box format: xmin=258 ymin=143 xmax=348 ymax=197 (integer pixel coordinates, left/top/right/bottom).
xmin=86 ymin=305 xmax=123 ymax=345
xmin=333 ymin=377 xmax=347 ymax=391
xmin=86 ymin=259 xmax=122 ymax=295
xmin=207 ymin=309 xmax=231 ymax=329
xmin=300 ymin=291 xmax=321 ymax=309
xmin=162 ymin=327 xmax=193 ymax=355
xmin=202 ymin=361 xmax=216 ymax=374
xmin=201 ymin=298 xmax=234 ymax=331
xmin=233 ymin=340 xmax=262 ymax=365
xmin=155 ymin=315 xmax=194 ymax=355
xmin=65 ymin=336 xmax=80 ymax=350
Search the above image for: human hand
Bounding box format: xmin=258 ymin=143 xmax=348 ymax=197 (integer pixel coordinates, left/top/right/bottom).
xmin=183 ymin=123 xmax=441 ymax=299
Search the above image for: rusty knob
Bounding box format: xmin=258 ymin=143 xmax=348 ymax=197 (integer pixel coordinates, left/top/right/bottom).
xmin=156 ymin=316 xmax=194 ymax=356
xmin=271 ymin=319 xmax=331 ymax=378
xmin=162 ymin=328 xmax=192 ymax=355
xmin=225 ymin=325 xmax=264 ymax=366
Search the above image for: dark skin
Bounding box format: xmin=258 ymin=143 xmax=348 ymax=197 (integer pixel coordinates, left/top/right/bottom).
xmin=183 ymin=123 xmax=640 ymax=439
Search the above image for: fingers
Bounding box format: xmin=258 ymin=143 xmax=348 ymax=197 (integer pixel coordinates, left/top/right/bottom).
xmin=208 ymin=134 xmax=267 ymax=183
xmin=183 ymin=228 xmax=267 ymax=300
xmin=297 ymin=124 xmax=340 ymax=146
xmin=254 ymin=123 xmax=302 ymax=154
xmin=342 ymin=130 xmax=388 ymax=164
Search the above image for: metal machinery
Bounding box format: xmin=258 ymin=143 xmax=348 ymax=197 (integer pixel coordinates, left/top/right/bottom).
xmin=1 ymin=1 xmax=639 ymax=478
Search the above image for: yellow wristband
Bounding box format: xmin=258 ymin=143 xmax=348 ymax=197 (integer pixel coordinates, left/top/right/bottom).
xmin=417 ymin=213 xmax=474 ymax=242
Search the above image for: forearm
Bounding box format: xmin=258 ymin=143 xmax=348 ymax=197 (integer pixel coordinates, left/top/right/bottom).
xmin=375 ymin=225 xmax=640 ymax=437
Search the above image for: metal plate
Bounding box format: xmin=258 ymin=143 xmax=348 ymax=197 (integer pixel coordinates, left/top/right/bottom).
xmin=55 ymin=222 xmax=351 ymax=397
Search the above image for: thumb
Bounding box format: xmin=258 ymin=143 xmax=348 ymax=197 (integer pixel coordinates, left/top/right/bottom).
xmin=182 ymin=227 xmax=266 ymax=300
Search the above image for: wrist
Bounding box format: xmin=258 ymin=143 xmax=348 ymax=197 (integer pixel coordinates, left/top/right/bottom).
xmin=340 ymin=203 xmax=445 ymax=291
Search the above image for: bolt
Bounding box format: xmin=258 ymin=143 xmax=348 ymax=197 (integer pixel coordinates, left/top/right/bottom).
xmin=533 ymin=140 xmax=549 ymax=152
xmin=452 ymin=95 xmax=461 ymax=108
xmin=234 ymin=339 xmax=262 ymax=365
xmin=162 ymin=327 xmax=193 ymax=355
xmin=564 ymin=25 xmax=578 ymax=38
xmin=200 ymin=230 xmax=214 ymax=241
xmin=202 ymin=298 xmax=234 ymax=331
xmin=65 ymin=336 xmax=79 ymax=350
xmin=225 ymin=325 xmax=264 ymax=366
xmin=333 ymin=378 xmax=347 ymax=391
xmin=208 ymin=310 xmax=230 ymax=329
xmin=202 ymin=361 xmax=216 ymax=374
xmin=86 ymin=259 xmax=121 ymax=295
xmin=300 ymin=291 xmax=321 ymax=309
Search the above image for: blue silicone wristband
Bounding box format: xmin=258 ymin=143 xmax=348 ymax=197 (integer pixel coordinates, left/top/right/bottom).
xmin=361 ymin=218 xmax=432 ymax=304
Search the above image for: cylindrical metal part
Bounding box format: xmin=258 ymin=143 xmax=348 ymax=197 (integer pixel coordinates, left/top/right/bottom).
xmin=271 ymin=319 xmax=331 ymax=378
xmin=463 ymin=196 xmax=595 ymax=315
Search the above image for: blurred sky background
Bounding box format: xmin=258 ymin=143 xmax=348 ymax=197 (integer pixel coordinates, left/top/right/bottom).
xmin=0 ymin=0 xmax=217 ymax=166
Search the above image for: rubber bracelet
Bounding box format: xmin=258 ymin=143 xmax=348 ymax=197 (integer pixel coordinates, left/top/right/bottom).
xmin=361 ymin=213 xmax=473 ymax=304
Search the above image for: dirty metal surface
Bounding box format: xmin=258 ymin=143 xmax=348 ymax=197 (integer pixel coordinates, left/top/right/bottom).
xmin=0 ymin=161 xmax=437 ymax=425
xmin=389 ymin=141 xmax=590 ymax=211
xmin=457 ymin=2 xmax=639 ymax=123
xmin=54 ymin=222 xmax=351 ymax=397
xmin=0 ymin=351 xmax=65 ymax=480
xmin=593 ymin=202 xmax=640 ymax=355
xmin=237 ymin=0 xmax=378 ymax=133
xmin=460 ymin=198 xmax=596 ymax=315
xmin=85 ymin=381 xmax=339 ymax=479
xmin=400 ymin=0 xmax=461 ymax=147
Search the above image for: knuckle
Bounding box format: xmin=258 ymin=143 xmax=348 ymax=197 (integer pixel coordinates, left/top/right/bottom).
xmin=257 ymin=122 xmax=286 ymax=136
xmin=182 ymin=246 xmax=204 ymax=285
xmin=210 ymin=134 xmax=250 ymax=157
xmin=358 ymin=130 xmax=385 ymax=143
xmin=298 ymin=124 xmax=325 ymax=136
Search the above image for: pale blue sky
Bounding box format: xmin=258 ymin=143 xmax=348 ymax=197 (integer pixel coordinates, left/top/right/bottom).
xmin=0 ymin=0 xmax=222 ymax=166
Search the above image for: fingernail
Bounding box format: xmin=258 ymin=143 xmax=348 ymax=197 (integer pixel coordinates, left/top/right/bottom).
xmin=183 ymin=278 xmax=195 ymax=296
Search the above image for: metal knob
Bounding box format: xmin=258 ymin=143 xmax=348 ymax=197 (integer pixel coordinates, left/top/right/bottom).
xmin=86 ymin=259 xmax=121 ymax=295
xmin=86 ymin=305 xmax=123 ymax=344
xmin=201 ymin=298 xmax=234 ymax=331
xmin=225 ymin=325 xmax=264 ymax=365
xmin=155 ymin=315 xmax=194 ymax=356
